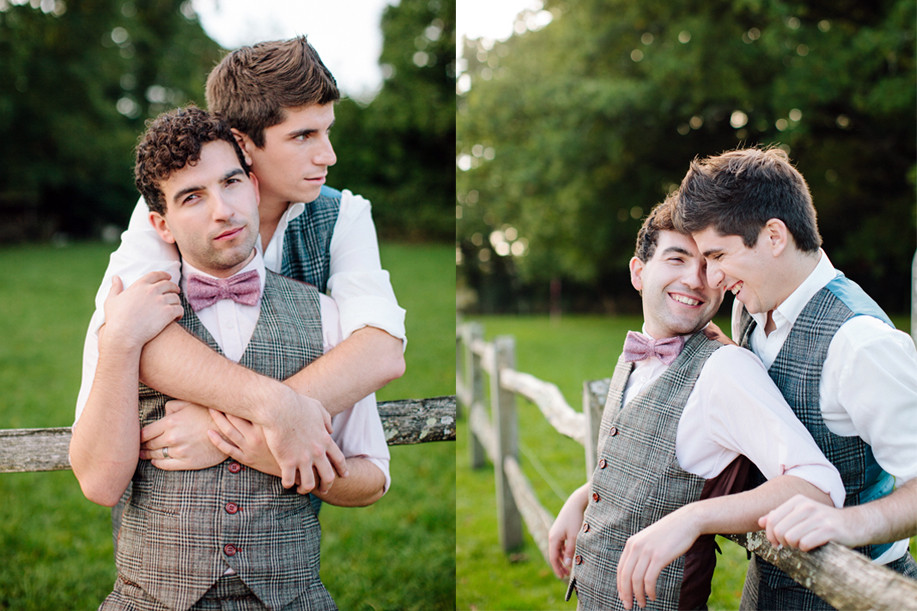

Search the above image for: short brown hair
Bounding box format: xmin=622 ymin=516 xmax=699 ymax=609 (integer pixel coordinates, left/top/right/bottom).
xmin=134 ymin=106 xmax=248 ymax=215
xmin=205 ymin=36 xmax=340 ymax=148
xmin=671 ymin=147 xmax=822 ymax=252
xmin=635 ymin=198 xmax=678 ymax=262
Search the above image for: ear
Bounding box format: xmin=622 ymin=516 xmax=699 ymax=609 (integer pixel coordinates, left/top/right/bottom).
xmin=231 ymin=128 xmax=254 ymax=166
xmin=148 ymin=211 xmax=176 ymax=245
xmin=763 ymin=218 xmax=789 ymax=257
xmin=629 ymin=256 xmax=645 ymax=293
xmin=249 ymin=171 xmax=261 ymax=208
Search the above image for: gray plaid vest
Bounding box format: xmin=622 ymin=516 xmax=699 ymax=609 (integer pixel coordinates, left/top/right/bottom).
xmin=739 ymin=271 xmax=899 ymax=598
xmin=115 ymin=272 xmax=336 ymax=611
xmin=280 ymin=185 xmax=341 ymax=292
xmin=568 ymin=332 xmax=722 ymax=610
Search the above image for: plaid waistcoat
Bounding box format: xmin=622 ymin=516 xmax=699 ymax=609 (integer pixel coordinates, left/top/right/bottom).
xmin=115 ymin=272 xmax=336 ymax=611
xmin=568 ymin=332 xmax=722 ymax=611
xmin=280 ymin=185 xmax=341 ymax=292
xmin=738 ymin=271 xmax=897 ymax=593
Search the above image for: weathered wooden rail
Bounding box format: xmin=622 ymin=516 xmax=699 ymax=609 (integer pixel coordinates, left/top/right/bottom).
xmin=457 ymin=321 xmax=917 ymax=610
xmin=0 ymin=396 xmax=456 ymax=473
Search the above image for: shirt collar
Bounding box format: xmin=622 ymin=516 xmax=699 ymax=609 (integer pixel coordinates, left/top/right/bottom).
xmin=749 ymin=249 xmax=835 ymax=329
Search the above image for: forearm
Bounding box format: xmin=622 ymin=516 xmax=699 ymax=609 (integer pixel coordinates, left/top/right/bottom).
xmin=70 ymin=345 xmax=142 ymax=506
xmin=139 ymin=322 xmax=292 ymax=424
xmin=284 ymin=326 xmax=405 ymax=416
xmin=685 ymin=474 xmax=831 ymax=535
xmin=312 ymin=458 xmax=386 ymax=507
xmin=840 ymin=478 xmax=917 ymax=545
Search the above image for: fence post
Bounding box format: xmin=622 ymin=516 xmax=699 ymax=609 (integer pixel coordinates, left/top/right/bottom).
xmin=492 ymin=335 xmax=523 ymax=551
xmin=582 ymin=379 xmax=606 ymax=479
xmin=465 ymin=323 xmax=486 ymax=469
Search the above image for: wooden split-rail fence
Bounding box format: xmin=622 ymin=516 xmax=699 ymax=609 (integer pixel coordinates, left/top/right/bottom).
xmin=457 ymin=321 xmax=917 ymax=610
xmin=0 ymin=396 xmax=456 ymax=474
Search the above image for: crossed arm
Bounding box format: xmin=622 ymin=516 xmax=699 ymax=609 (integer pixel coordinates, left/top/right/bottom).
xmin=548 ymin=475 xmax=832 ymax=610
xmin=135 ymin=319 xmax=403 ymax=492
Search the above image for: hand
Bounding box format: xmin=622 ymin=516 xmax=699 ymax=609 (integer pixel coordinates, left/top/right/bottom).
xmin=261 ymin=389 xmax=348 ymax=494
xmin=702 ymin=321 xmax=736 ymax=346
xmin=548 ymin=487 xmax=589 ymax=579
xmin=207 ymin=409 xmax=281 ymax=478
xmin=759 ymin=494 xmax=859 ymax=552
xmin=102 ymin=272 xmax=182 ymax=349
xmin=617 ymin=509 xmax=700 ymax=610
xmin=139 ymin=400 xmax=227 ymax=470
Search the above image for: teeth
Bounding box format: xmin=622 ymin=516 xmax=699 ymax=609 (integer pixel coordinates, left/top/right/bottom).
xmin=672 ymin=294 xmax=700 ymax=306
xmin=730 ymin=282 xmax=743 ymax=296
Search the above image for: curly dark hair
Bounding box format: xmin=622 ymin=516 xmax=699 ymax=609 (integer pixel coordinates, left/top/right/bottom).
xmin=134 ymin=105 xmax=249 ymax=215
xmin=634 ymin=198 xmax=678 ymax=262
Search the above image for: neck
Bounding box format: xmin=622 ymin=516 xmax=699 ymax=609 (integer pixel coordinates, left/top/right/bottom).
xmin=258 ymin=195 xmax=288 ymax=248
xmin=763 ymin=248 xmax=821 ymax=335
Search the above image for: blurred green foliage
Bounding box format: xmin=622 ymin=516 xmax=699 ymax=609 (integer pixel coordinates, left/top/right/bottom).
xmin=0 ymin=0 xmax=223 ymax=239
xmin=0 ymin=0 xmax=454 ymax=244
xmin=457 ymin=0 xmax=916 ymax=314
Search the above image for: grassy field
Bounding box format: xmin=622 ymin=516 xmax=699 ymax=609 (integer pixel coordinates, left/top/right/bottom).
xmin=457 ymin=312 xmax=914 ymax=611
xmin=0 ymin=240 xmax=455 ymax=610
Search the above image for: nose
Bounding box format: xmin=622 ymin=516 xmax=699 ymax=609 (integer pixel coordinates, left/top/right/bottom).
xmin=705 ymin=260 xmax=725 ymax=289
xmin=683 ymin=260 xmax=706 ymax=290
xmin=210 ymin=192 xmax=234 ymax=222
xmin=315 ymin=135 xmax=336 ymax=167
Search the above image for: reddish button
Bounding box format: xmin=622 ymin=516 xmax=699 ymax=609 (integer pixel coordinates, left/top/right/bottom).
xmin=225 ymin=502 xmax=239 ymax=514
xmin=574 ymin=555 xmax=583 ymax=565
xmin=598 ymin=458 xmax=607 ymax=469
xmin=227 ymin=462 xmax=242 ymax=474
xmin=223 ymin=544 xmax=237 ymax=557
xmin=592 ymin=492 xmax=600 ymax=502
xmin=609 ymin=426 xmax=618 ymax=436
xmin=582 ymin=522 xmax=590 ymax=533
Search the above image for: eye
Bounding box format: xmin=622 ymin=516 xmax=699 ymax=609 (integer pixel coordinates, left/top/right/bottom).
xmin=182 ymin=193 xmax=200 ymax=205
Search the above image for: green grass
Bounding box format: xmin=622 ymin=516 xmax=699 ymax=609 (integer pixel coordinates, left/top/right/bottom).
xmin=0 ymin=241 xmax=455 ymax=610
xmin=456 ymin=312 xmax=914 ymax=610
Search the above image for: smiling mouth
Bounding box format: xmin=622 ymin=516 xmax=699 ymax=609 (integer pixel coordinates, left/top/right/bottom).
xmin=728 ymin=281 xmax=744 ymax=296
xmin=670 ymin=293 xmax=702 ymax=307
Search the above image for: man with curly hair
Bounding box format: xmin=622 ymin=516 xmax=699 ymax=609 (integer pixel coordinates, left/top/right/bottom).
xmin=71 ymin=106 xmax=389 ymax=610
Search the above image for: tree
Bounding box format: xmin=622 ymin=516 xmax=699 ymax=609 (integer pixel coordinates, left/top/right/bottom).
xmin=0 ymin=0 xmax=222 ymax=240
xmin=331 ymin=0 xmax=456 ymax=241
xmin=457 ymin=0 xmax=916 ymax=313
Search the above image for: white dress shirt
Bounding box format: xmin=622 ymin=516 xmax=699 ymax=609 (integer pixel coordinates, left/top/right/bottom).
xmin=623 ymin=327 xmax=846 ymax=509
xmin=75 ymin=252 xmax=391 ymax=492
xmin=730 ymin=251 xmax=917 ymax=562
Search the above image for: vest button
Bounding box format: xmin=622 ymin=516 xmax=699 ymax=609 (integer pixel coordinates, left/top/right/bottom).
xmin=609 ymin=426 xmax=618 ymax=436
xmin=592 ymin=492 xmax=600 ymax=503
xmin=228 ymin=462 xmax=242 ymax=474
xmin=225 ymin=502 xmax=239 ymax=514
xmin=582 ymin=522 xmax=590 ymax=533
xmin=598 ymin=458 xmax=607 ymax=469
xmin=223 ymin=544 xmax=238 ymax=557
xmin=574 ymin=555 xmax=583 ymax=565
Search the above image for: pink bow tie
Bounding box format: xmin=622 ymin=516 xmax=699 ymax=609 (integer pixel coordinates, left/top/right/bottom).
xmin=622 ymin=331 xmax=686 ymax=365
xmin=185 ymin=270 xmax=261 ymax=312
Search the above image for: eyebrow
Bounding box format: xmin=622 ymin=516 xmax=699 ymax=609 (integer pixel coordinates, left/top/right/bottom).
xmin=171 ymin=168 xmax=245 ymax=205
xmin=288 ymin=119 xmax=335 ymax=140
xmin=701 ymin=247 xmax=724 ymax=258
xmin=660 ymin=246 xmax=693 ymax=257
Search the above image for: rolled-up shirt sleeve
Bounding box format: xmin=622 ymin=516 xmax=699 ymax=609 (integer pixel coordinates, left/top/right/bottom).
xmin=327 ymin=190 xmax=406 ymax=345
xmin=321 ymin=294 xmax=391 ymax=493
xmin=678 ymin=345 xmax=846 ymax=508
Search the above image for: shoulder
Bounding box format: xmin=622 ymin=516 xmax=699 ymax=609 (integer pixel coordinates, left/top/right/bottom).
xmin=700 ymin=344 xmax=770 ymax=382
xmin=265 ymin=270 xmax=320 ymax=296
xmin=833 ymin=315 xmax=917 ymax=359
